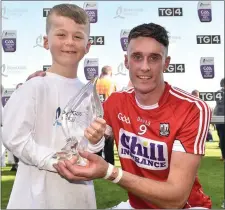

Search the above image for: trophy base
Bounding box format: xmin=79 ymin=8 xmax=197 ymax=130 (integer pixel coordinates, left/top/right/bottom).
xmin=52 ymin=151 xmax=75 ymax=161
xmin=52 ymin=151 xmax=88 ymax=166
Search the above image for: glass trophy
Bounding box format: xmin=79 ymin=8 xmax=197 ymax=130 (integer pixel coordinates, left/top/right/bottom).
xmin=52 ymin=77 xmax=103 ymax=165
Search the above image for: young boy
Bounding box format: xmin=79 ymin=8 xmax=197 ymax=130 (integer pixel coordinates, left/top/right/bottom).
xmin=2 ymin=4 xmax=106 ymax=209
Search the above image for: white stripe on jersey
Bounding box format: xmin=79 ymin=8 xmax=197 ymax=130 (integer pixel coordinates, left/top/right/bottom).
xmin=117 ymin=87 xmax=134 ymax=94
xmin=170 ymin=87 xmax=211 ymax=154
xmin=172 ymin=139 xmax=186 ymax=152
xmin=172 ymin=87 xmax=212 ymax=154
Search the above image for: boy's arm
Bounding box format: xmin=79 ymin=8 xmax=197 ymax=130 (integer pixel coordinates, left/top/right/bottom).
xmin=2 ymin=82 xmax=58 ymax=172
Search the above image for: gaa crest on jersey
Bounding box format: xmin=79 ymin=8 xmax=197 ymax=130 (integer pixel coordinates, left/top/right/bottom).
xmin=159 ymin=123 xmax=170 ymax=137
xmin=118 ymin=129 xmax=168 ymax=170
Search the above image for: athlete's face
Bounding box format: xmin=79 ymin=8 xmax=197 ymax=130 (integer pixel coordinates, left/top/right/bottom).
xmin=125 ymin=37 xmax=170 ymax=94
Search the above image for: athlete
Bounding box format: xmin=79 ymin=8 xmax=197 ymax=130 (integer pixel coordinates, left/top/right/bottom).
xmin=28 ymin=23 xmax=213 ymax=209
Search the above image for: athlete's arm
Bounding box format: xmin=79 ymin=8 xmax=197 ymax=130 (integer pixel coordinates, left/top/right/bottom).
xmin=26 ymin=70 xmax=46 ymax=81
xmin=117 ymin=151 xmax=201 ymax=208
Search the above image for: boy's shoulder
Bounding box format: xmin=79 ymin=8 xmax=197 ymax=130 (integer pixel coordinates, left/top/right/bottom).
xmin=24 ymin=76 xmax=48 ymax=87
xmin=18 ymin=76 xmax=48 ymax=95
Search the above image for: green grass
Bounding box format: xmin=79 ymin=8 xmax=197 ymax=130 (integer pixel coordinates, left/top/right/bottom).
xmin=1 ymin=131 xmax=224 ymax=209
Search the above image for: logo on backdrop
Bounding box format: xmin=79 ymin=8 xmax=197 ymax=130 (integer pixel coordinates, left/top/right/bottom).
xmin=114 ymin=6 xmax=143 ymax=19
xmin=1 ymin=6 xmax=27 ymax=19
xmin=158 ymin=8 xmax=183 ymax=16
xmin=83 ymin=2 xmax=98 ymax=23
xmin=164 ymin=64 xmax=185 ymax=73
xmin=1 ymin=64 xmax=27 ymax=77
xmin=168 ymin=35 xmax=182 ymax=44
xmin=196 ymin=35 xmax=221 ymax=44
xmin=88 ymin=36 xmax=104 ymax=45
xmin=33 ymin=35 xmax=44 ymax=48
xmin=1 ymin=6 xmax=8 ymax=19
xmin=2 ymin=30 xmax=17 ymax=52
xmin=43 ymin=65 xmax=51 ymax=71
xmin=43 ymin=8 xmax=51 ymax=17
xmin=1 ymin=64 xmax=8 ymax=77
xmin=114 ymin=63 xmax=128 ymax=76
xmin=84 ymin=58 xmax=99 ymax=80
xmin=120 ymin=29 xmax=130 ymax=51
xmin=197 ymin=1 xmax=212 ymax=22
xmin=199 ymin=92 xmax=223 ymax=101
xmin=1 ymin=88 xmax=15 ymax=107
xmin=200 ymin=57 xmax=214 ymax=79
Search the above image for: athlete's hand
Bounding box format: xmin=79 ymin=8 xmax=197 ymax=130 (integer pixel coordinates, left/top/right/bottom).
xmin=26 ymin=70 xmax=46 ymax=81
xmin=53 ymin=151 xmax=108 ymax=181
xmin=84 ymin=118 xmax=106 ymax=144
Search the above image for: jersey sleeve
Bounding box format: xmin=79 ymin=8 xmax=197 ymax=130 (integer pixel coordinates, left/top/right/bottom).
xmin=173 ymin=102 xmax=212 ymax=155
xmin=2 ymin=80 xmax=58 ymax=172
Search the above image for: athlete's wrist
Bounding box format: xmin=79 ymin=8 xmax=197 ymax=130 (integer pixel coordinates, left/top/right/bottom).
xmin=103 ymin=163 xmax=123 ymax=183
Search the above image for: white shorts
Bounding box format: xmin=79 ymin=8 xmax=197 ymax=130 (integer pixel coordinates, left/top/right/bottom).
xmin=110 ymin=200 xmax=209 ymax=209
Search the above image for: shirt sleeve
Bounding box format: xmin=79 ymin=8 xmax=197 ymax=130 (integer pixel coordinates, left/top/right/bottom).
xmin=87 ymin=136 xmax=105 ymax=153
xmin=173 ymin=101 xmax=212 ymax=155
xmin=2 ymin=80 xmax=58 ymax=172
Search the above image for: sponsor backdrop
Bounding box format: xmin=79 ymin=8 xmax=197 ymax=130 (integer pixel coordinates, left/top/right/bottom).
xmin=1 ymin=1 xmax=224 ymax=108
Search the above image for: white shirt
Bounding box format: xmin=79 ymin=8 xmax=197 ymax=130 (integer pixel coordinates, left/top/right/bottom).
xmin=2 ymin=72 xmax=104 ymax=209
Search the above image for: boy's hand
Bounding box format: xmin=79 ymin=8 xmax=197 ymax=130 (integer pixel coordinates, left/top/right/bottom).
xmin=26 ymin=71 xmax=46 ymax=81
xmin=84 ymin=118 xmax=106 ymax=144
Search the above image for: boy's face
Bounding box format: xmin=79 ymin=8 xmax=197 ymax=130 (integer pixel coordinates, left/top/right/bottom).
xmin=44 ymin=13 xmax=91 ymax=67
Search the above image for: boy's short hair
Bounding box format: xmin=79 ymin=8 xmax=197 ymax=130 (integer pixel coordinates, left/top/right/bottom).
xmin=46 ymin=4 xmax=90 ymax=35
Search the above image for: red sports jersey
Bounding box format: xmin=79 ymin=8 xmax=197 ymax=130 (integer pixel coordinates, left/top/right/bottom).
xmin=103 ymin=82 xmax=212 ymax=209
